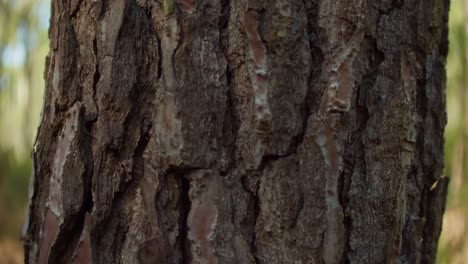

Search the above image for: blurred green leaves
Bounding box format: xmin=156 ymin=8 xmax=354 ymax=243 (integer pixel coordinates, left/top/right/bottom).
xmin=0 ymin=0 xmax=50 ymax=259
xmin=0 ymin=0 xmax=49 ymax=158
xmin=438 ymin=0 xmax=468 ymax=263
xmin=0 ymin=149 xmax=31 ymax=239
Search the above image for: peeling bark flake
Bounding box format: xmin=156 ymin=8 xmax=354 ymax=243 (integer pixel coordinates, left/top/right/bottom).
xmin=38 ymin=209 xmax=61 ymax=264
xmin=49 ymin=103 xmax=80 ymax=218
xmin=316 ymin=114 xmax=345 ymax=264
xmin=100 ymin=0 xmax=125 ymax=57
xmin=155 ymin=92 xmax=184 ymax=161
xmin=38 ymin=103 xmax=80 ymax=264
xmin=244 ymin=9 xmax=272 ymax=168
xmin=187 ymin=171 xmax=223 ymax=264
xmin=316 ymin=19 xmax=364 ymax=264
xmin=244 ymin=10 xmax=271 ymax=126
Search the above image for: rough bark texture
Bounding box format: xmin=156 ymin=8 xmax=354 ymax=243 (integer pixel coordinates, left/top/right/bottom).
xmin=23 ymin=0 xmax=449 ymax=263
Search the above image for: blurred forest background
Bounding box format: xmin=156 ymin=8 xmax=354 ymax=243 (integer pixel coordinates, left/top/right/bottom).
xmin=0 ymin=0 xmax=466 ymax=263
xmin=0 ymin=0 xmax=49 ymax=263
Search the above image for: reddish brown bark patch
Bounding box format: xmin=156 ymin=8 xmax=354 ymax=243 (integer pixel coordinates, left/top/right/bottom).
xmin=176 ymin=0 xmax=195 ymax=13
xmin=38 ymin=209 xmax=61 ymax=264
xmin=187 ymin=171 xmax=223 ymax=264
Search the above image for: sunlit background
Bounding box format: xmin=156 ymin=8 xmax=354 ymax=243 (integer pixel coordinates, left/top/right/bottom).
xmin=0 ymin=0 xmax=466 ymax=263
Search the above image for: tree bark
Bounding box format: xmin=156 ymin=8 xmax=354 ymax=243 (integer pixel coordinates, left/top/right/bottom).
xmin=23 ymin=0 xmax=449 ymax=263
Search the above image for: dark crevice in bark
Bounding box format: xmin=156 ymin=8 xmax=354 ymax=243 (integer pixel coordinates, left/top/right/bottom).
xmin=91 ymin=36 xmax=99 ymax=92
xmin=302 ymin=0 xmax=324 ymax=134
xmin=220 ymin=81 xmax=238 ymax=176
xmin=60 ymin=23 xmax=80 ymax=110
xmin=341 ymin=36 xmax=385 ymax=263
xmin=251 ymin=192 xmax=261 ymax=264
xmin=130 ymin=127 xmax=151 ymax=187
xmin=340 ymin=167 xmax=353 ymax=264
xmin=94 ymin=122 xmax=151 ymax=262
xmin=156 ymin=35 xmax=162 ymax=80
xmin=219 ymin=0 xmax=238 ymax=175
xmin=179 ymin=174 xmax=191 ymax=264
xmin=239 ymin=174 xmax=260 ymax=264
xmin=112 ymin=224 xmax=129 ymax=261
xmin=48 ymin=213 xmax=84 ymax=263
xmin=50 ymin=188 xmax=94 ymax=264
xmin=88 ymin=37 xmax=100 ymax=123
xmin=98 ymin=0 xmax=109 ymax=21
xmin=256 ymin=154 xmax=287 ymax=171
xmin=70 ymin=0 xmax=84 ymax=18
xmin=81 ymin=108 xmax=96 ymax=216
xmin=286 ymin=41 xmax=324 ymax=157
xmin=438 ymin=5 xmax=450 ymax=58
xmin=219 ymin=0 xmax=230 ymax=30
xmin=254 ymin=7 xmax=267 ymax=49
xmin=338 ymin=165 xmax=350 ymax=209
xmin=158 ymin=166 xmax=201 ymax=264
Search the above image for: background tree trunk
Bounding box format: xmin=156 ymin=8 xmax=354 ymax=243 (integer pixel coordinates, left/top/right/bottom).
xmin=23 ymin=0 xmax=449 ymax=263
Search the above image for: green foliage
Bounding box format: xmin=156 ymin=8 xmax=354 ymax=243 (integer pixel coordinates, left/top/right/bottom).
xmin=0 ymin=149 xmax=31 ymax=239
xmin=163 ymin=0 xmax=175 ymax=15
xmin=437 ymin=0 xmax=468 ymax=263
xmin=0 ymin=0 xmax=49 ymax=248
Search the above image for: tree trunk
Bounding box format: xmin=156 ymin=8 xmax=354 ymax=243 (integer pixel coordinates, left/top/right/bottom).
xmin=23 ymin=0 xmax=449 ymax=263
